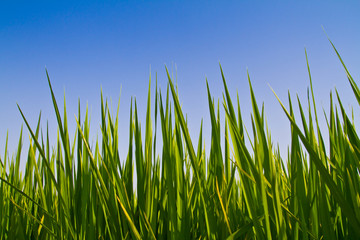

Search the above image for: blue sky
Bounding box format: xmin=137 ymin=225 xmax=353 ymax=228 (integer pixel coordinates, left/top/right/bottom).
xmin=1 ymin=1 xmax=360 ymax=167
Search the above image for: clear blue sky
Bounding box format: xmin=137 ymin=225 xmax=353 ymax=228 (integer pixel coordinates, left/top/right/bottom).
xmin=1 ymin=1 xmax=360 ymax=167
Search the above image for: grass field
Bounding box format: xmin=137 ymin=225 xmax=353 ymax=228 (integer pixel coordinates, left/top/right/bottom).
xmin=1 ymin=40 xmax=360 ymax=239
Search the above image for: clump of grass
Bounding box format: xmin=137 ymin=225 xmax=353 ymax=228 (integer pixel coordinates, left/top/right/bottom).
xmin=1 ymin=40 xmax=359 ymax=239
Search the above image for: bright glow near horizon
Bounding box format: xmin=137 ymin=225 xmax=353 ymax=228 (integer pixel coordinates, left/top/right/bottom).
xmin=1 ymin=1 xmax=360 ymax=170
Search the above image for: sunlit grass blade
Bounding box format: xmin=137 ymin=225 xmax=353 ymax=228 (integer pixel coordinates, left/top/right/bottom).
xmin=116 ymin=196 xmax=141 ymax=240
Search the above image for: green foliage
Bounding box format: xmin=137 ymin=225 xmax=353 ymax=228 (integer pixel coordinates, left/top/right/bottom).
xmin=1 ymin=42 xmax=360 ymax=239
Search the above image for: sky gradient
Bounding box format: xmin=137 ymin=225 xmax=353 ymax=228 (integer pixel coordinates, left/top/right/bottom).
xmin=1 ymin=1 xmax=360 ymax=168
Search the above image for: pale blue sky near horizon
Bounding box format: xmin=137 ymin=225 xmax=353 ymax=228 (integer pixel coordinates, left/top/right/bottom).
xmin=1 ymin=1 xmax=360 ymax=169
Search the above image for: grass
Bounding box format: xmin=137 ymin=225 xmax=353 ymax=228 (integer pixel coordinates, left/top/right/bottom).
xmin=1 ymin=39 xmax=360 ymax=239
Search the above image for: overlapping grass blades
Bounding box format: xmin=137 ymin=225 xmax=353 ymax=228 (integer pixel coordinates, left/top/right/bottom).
xmin=1 ymin=41 xmax=360 ymax=239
